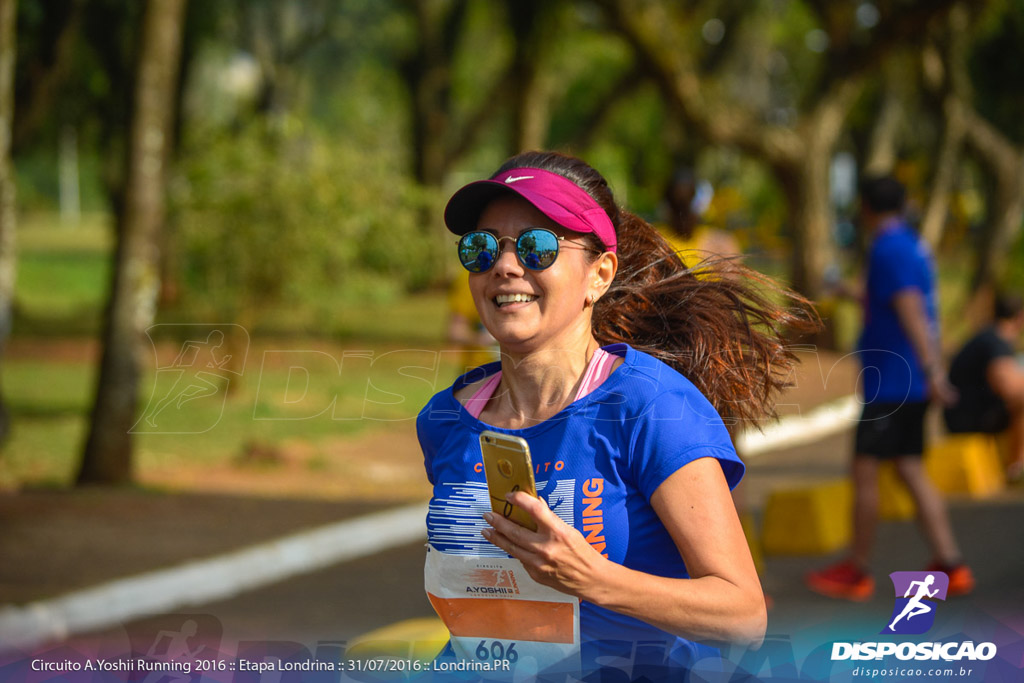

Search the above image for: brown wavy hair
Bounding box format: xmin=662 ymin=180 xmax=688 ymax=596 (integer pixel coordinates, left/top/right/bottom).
xmin=494 ymin=151 xmax=820 ymax=426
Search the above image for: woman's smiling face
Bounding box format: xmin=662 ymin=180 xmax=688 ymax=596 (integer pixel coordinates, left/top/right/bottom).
xmin=469 ymin=195 xmax=606 ymax=353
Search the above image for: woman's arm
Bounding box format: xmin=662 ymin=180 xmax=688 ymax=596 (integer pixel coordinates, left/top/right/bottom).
xmin=481 ymin=456 xmax=766 ymax=645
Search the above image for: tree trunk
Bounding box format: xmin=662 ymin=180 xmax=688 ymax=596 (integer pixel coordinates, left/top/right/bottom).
xmin=77 ymin=0 xmax=187 ymax=485
xmin=971 ymin=156 xmax=1024 ymax=292
xmin=920 ymin=4 xmax=971 ymax=249
xmin=401 ymin=0 xmax=458 ymax=282
xmin=919 ymin=95 xmax=966 ymax=249
xmin=779 ymin=158 xmax=834 ymax=301
xmin=10 ymin=0 xmax=84 ymax=152
xmin=507 ymin=0 xmax=553 ymax=153
xmin=779 ymin=82 xmax=860 ymax=300
xmin=963 ymin=109 xmax=1024 ymax=293
xmin=406 ymin=0 xmax=459 ymax=189
xmin=862 ymin=72 xmax=903 ymax=177
xmin=776 ymin=157 xmax=833 ymax=304
xmin=511 ymin=63 xmax=552 ymax=153
xmin=0 ymin=0 xmax=17 ymax=448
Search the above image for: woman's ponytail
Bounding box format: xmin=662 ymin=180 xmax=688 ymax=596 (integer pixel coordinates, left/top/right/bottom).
xmin=593 ymin=209 xmax=818 ymax=425
xmin=494 ymin=151 xmax=820 ymax=425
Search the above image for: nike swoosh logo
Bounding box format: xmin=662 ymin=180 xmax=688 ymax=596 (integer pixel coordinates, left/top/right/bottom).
xmin=504 ymin=175 xmax=534 ymax=183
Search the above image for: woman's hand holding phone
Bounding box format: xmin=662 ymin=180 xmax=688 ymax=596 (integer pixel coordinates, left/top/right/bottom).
xmin=482 ymin=491 xmax=609 ymax=600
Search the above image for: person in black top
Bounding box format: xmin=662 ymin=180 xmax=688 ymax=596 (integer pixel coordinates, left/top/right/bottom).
xmin=945 ymin=293 xmax=1024 ymax=482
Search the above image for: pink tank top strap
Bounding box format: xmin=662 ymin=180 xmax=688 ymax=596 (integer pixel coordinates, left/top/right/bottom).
xmin=464 ymin=371 xmax=502 ymax=419
xmin=574 ymin=348 xmax=616 ymax=401
xmin=463 ymin=348 xmax=617 ymax=419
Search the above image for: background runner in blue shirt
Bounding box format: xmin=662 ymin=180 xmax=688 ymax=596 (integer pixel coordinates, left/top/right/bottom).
xmin=807 ymin=175 xmax=974 ymax=602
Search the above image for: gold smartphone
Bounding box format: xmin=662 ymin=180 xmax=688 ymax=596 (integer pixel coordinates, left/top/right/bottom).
xmin=480 ymin=430 xmax=538 ymax=531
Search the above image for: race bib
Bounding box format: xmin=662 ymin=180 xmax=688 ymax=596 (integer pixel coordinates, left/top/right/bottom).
xmin=424 ymin=545 xmax=581 ymax=676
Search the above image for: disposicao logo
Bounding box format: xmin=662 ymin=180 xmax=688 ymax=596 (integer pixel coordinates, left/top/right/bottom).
xmin=882 ymin=571 xmax=948 ymax=635
xmin=831 ymin=570 xmax=998 ymax=663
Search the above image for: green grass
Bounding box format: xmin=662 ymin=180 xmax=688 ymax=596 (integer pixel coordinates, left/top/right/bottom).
xmin=15 ymin=251 xmax=112 ymax=317
xmin=0 ymin=416 xmax=89 ymax=487
xmin=1 ymin=361 xmax=95 ymax=417
xmin=3 ymin=212 xmax=456 ymax=489
xmin=12 ymin=210 xmax=451 ymax=344
xmin=327 ymin=294 xmax=449 ymax=342
xmin=205 ymin=292 xmax=451 ymax=344
xmin=0 ymin=344 xmax=464 ymax=489
xmin=14 ymin=213 xmax=113 ymax=322
xmin=16 ymin=212 xmax=114 ymax=252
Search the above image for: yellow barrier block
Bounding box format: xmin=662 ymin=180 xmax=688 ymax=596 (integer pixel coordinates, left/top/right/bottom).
xmin=762 ymin=479 xmax=852 ymax=555
xmin=878 ymin=461 xmax=916 ymax=521
xmin=347 ymin=617 xmax=449 ymax=663
xmin=926 ymin=433 xmax=1006 ymax=497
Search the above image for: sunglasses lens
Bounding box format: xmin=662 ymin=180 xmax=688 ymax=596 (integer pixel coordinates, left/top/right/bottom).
xmin=458 ymin=232 xmax=499 ymax=272
xmin=518 ymin=229 xmax=560 ymax=270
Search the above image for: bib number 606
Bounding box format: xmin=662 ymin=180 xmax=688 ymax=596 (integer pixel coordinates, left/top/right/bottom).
xmin=476 ymin=640 xmax=518 ymax=662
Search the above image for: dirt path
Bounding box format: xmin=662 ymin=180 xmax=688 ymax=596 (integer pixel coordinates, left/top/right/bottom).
xmin=139 ymin=425 xmax=430 ymax=501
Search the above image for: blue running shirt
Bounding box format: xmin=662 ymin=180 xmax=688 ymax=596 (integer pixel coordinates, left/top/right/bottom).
xmin=417 ymin=343 xmax=744 ymax=676
xmin=857 ymin=221 xmax=938 ymax=403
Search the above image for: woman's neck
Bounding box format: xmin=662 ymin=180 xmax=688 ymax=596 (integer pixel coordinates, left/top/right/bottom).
xmin=487 ymin=326 xmax=600 ymax=429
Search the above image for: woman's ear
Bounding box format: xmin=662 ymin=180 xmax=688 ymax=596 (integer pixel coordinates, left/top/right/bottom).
xmin=594 ymin=252 xmax=617 ymax=295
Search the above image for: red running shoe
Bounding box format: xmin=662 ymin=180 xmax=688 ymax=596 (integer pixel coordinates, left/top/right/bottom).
xmin=926 ymin=562 xmax=976 ymax=597
xmin=806 ymin=559 xmax=875 ymax=601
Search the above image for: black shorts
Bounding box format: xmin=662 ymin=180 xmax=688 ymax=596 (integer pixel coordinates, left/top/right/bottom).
xmin=944 ymin=402 xmax=1010 ymax=435
xmin=854 ymin=401 xmax=929 ymax=459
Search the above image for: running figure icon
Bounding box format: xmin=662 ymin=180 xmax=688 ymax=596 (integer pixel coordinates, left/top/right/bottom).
xmin=888 ymin=574 xmax=938 ymax=631
xmin=133 ymin=324 xmax=248 ymax=434
xmin=143 ymin=330 xmax=232 ymax=427
xmin=141 ymin=618 xmax=205 ymax=682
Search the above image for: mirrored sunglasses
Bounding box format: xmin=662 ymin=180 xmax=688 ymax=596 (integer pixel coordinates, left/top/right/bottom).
xmin=457 ymin=228 xmax=588 ymax=273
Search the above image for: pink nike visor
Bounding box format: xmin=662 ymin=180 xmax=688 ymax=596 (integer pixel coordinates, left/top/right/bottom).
xmin=444 ymin=167 xmax=617 ymax=252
